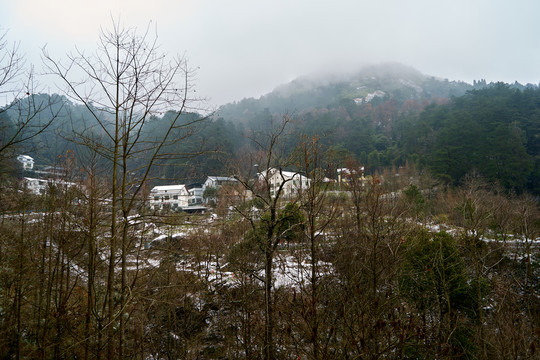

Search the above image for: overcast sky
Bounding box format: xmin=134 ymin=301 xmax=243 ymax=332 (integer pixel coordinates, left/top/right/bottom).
xmin=2 ymin=0 xmax=540 ymax=108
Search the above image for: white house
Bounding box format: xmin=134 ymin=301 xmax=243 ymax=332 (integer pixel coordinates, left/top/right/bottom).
xmin=258 ymin=168 xmax=310 ymax=198
xmin=186 ymin=183 xmax=204 ymax=206
xmin=22 ymin=177 xmax=48 ymax=195
xmin=203 ymin=176 xmax=238 ymax=190
xmin=337 ymin=167 xmax=365 ymax=185
xmin=149 ymin=184 xmax=189 ymax=211
xmin=22 ymin=177 xmax=79 ymax=195
xmin=17 ymin=155 xmax=34 ymax=170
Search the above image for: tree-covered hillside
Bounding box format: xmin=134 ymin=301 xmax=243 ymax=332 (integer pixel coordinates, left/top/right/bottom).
xmin=6 ymin=64 xmax=540 ymax=194
xmin=212 ymin=65 xmax=540 ymax=194
xmin=398 ymin=84 xmax=540 ymax=193
xmin=217 ymin=63 xmax=472 ymax=125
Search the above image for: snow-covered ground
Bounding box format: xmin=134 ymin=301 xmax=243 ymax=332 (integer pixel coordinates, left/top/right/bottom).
xmin=124 ymin=217 xmax=540 ymax=292
xmin=131 ymin=229 xmax=334 ymax=290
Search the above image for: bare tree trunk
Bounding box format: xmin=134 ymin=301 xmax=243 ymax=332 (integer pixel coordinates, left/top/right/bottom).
xmin=44 ymin=20 xmax=206 ymax=360
xmin=107 ymin=128 xmax=119 ymax=360
xmin=264 ymin=246 xmax=274 ymax=360
xmin=232 ymin=116 xmax=296 ymax=360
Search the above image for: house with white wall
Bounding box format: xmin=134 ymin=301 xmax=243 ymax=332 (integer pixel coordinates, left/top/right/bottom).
xmin=22 ymin=177 xmax=79 ymax=196
xmin=17 ymin=155 xmax=34 ymax=170
xmin=258 ymin=168 xmax=310 ymax=198
xmin=186 ymin=183 xmax=204 ymax=206
xmin=337 ymin=167 xmax=365 ymax=182
xmin=22 ymin=177 xmax=48 ymax=195
xmin=203 ymin=176 xmax=238 ymax=190
xmin=149 ymin=184 xmax=189 ymax=211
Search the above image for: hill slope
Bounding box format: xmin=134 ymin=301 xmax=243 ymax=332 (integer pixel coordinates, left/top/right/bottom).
xmin=217 ymin=63 xmax=473 ymax=123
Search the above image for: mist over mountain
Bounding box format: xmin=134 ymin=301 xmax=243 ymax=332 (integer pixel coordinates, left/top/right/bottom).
xmin=6 ymin=62 xmax=540 ymax=194
xmin=211 ymin=63 xmax=540 ymax=194
xmin=216 ymin=63 xmax=474 ymax=122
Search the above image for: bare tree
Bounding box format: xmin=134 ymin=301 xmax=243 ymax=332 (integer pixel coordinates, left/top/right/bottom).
xmin=285 ymin=135 xmax=341 ymax=359
xmin=330 ymin=167 xmax=414 ymax=358
xmin=512 ymin=193 xmax=540 ymax=333
xmin=0 ymin=31 xmax=23 ymax=96
xmin=0 ymin=31 xmax=60 ymax=160
xmin=232 ymin=115 xmax=306 ymax=359
xmin=43 ymin=20 xmax=206 ymax=359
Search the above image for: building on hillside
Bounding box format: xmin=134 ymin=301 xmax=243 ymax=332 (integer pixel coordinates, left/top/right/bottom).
xmin=22 ymin=177 xmax=49 ymax=195
xmin=203 ymin=176 xmax=238 ymax=190
xmin=203 ymin=176 xmax=240 ymax=204
xmin=34 ymin=165 xmax=68 ymax=178
xmin=17 ymin=155 xmax=34 ymax=170
xmin=186 ymin=183 xmax=204 ymax=206
xmin=337 ymin=167 xmax=365 ymax=185
xmin=22 ymin=177 xmax=79 ymax=196
xmin=258 ymin=168 xmax=310 ymax=198
xmin=149 ymin=184 xmax=189 ymax=211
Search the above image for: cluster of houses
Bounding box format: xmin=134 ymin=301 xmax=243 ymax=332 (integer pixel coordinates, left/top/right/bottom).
xmin=149 ymin=169 xmax=316 ymax=212
xmin=148 ymin=176 xmax=234 ymax=212
xmin=16 ymin=154 xmax=78 ymax=196
xmin=17 ymin=153 xmax=366 ymax=212
xmin=22 ymin=177 xmax=79 ymax=196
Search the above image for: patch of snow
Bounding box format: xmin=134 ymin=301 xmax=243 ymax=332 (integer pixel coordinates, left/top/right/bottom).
xmin=365 ymin=90 xmax=385 ymax=102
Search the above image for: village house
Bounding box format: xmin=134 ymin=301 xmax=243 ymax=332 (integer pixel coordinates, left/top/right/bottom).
xmin=22 ymin=177 xmax=79 ymax=196
xmin=202 ymin=176 xmax=240 ymax=204
xmin=186 ymin=183 xmax=204 ymax=205
xmin=149 ymin=184 xmax=189 ymax=211
xmin=17 ymin=155 xmax=34 ymax=170
xmin=258 ymin=168 xmax=310 ymax=198
xmin=203 ymin=176 xmax=238 ymax=190
xmin=337 ymin=167 xmax=365 ymax=185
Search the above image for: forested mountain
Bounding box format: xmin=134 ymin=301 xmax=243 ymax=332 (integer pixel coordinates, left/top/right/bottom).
xmin=217 ymin=62 xmax=472 ymax=126
xmin=6 ymin=63 xmax=540 ymax=194
xmin=3 ymin=95 xmax=242 ymax=184
xmin=214 ymin=63 xmax=540 ymax=194
xmin=398 ymin=84 xmax=540 ymax=193
xmin=3 ymin=93 xmax=113 ymax=165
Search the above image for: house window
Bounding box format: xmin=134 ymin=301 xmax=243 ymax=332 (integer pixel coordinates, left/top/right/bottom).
xmin=173 ymin=195 xmax=178 ymax=200
xmin=164 ymin=196 xmax=170 ymax=200
xmin=172 ymin=203 xmax=178 ymax=208
xmin=154 ymin=196 xmax=159 ymax=201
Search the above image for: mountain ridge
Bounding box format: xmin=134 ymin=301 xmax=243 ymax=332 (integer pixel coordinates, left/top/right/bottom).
xmin=216 ymin=62 xmax=474 ymax=123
